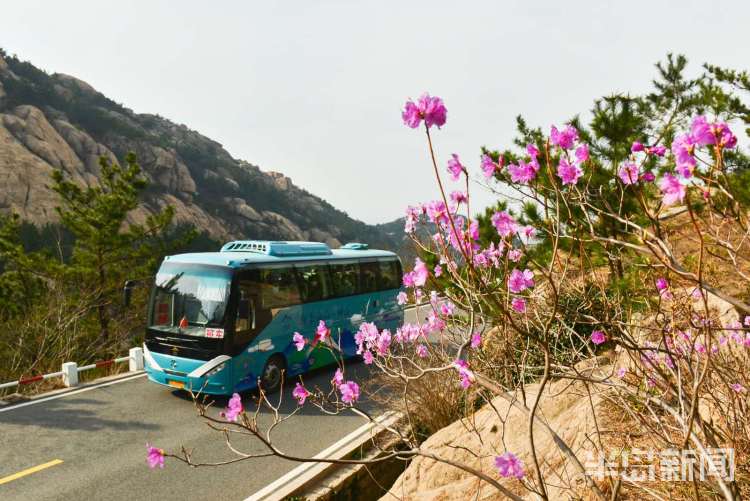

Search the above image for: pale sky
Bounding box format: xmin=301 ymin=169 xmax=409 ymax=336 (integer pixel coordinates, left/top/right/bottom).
xmin=2 ymin=1 xmax=749 ymax=224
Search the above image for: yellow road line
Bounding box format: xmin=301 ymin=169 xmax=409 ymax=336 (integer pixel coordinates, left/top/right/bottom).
xmin=0 ymin=459 xmax=63 ymax=486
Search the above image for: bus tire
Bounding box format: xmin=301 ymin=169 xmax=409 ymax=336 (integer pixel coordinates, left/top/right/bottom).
xmin=260 ymin=354 xmax=286 ymax=394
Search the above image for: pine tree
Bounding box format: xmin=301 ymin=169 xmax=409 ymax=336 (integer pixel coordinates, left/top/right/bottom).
xmin=51 ymin=152 xmax=194 ymax=340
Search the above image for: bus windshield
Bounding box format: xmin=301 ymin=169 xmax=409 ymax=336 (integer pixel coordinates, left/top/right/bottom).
xmin=148 ymin=263 xmax=232 ymax=336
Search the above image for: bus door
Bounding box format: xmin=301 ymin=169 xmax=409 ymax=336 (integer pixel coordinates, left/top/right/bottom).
xmin=328 ymin=260 xmax=362 ymax=357
xmin=295 ymin=262 xmax=337 ymax=368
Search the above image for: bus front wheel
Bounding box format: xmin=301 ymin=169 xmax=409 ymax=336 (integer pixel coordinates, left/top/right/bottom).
xmin=260 ymin=355 xmax=286 ymax=394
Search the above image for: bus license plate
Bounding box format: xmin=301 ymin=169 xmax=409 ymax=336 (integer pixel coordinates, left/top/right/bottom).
xmin=168 ymin=380 xmax=185 ymax=389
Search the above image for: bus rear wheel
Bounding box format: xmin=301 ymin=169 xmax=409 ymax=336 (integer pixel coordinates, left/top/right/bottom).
xmin=260 ymin=355 xmax=286 ymax=394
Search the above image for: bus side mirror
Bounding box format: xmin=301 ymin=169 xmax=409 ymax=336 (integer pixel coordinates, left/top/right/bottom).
xmin=123 ymin=280 xmax=137 ymax=307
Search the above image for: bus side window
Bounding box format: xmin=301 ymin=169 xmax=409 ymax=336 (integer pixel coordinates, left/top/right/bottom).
xmin=359 ymin=261 xmax=381 ymax=294
xmin=234 ymin=285 xmax=256 ymax=347
xmin=378 ymin=260 xmax=401 ymax=290
xmin=295 ymin=264 xmax=332 ymax=302
xmin=260 ymin=267 xmax=301 ymax=308
xmin=330 ymin=262 xmax=359 ymax=297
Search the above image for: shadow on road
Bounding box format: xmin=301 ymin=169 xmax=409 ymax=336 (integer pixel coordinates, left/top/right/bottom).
xmin=0 ymin=396 xmax=160 ymax=431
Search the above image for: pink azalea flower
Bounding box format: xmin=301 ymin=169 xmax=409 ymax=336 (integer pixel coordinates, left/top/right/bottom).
xmin=527 ymin=143 xmax=540 ymax=158
xmin=522 ymin=225 xmax=536 ymax=239
xmin=402 ymin=271 xmax=416 ymax=288
xmin=659 ymin=173 xmax=686 ymax=206
xmin=575 ymin=144 xmax=589 ymax=164
xmin=220 ymin=392 xmax=243 ymax=422
xmin=590 ymin=330 xmax=606 ymax=345
xmin=511 ymin=297 xmax=527 ymax=313
xmin=508 ymin=268 xmax=534 ymax=294
xmin=618 ymin=162 xmax=640 ymax=185
xmin=557 ymin=158 xmax=583 ymax=185
xmin=507 ymin=249 xmax=522 ymax=262
xmin=631 ymin=141 xmax=645 ymax=153
xmin=744 ymin=315 xmax=750 ymax=327
xmin=491 ymin=211 xmax=518 ymax=238
xmin=425 ymin=311 xmax=446 ymax=333
xmin=507 ymin=161 xmax=537 ymax=184
xmin=314 ymin=320 xmax=330 ymax=344
xmin=730 ymin=383 xmax=745 ymax=393
xmin=676 ymin=163 xmax=694 ymax=179
xmin=470 ymin=332 xmax=482 ymax=349
xmin=440 ymin=301 xmax=456 ymax=316
xmin=449 ymin=190 xmax=467 ymax=205
xmin=293 ymin=332 xmax=306 ymax=351
xmin=404 ymin=205 xmax=421 ymax=234
xmin=715 ymin=122 xmax=737 ymax=149
xmin=671 ymin=134 xmax=697 ymax=171
xmin=690 ymin=116 xmax=715 ymax=146
xmin=376 ymin=329 xmax=392 ymax=356
xmin=412 ymin=258 xmax=429 ymax=287
xmin=481 ymin=154 xmax=501 ymax=179
xmin=146 ymin=444 xmax=165 ymax=469
xmin=656 ymin=278 xmax=669 ymax=291
xmin=641 ymin=171 xmax=655 ymax=182
xmin=396 ymin=291 xmax=408 ymax=305
xmin=401 ymin=93 xmax=447 ymax=129
xmin=646 ymin=145 xmax=667 ymax=157
xmin=468 ymin=220 xmax=480 ymax=241
xmin=362 ymin=350 xmax=374 ymax=364
xmin=416 ymin=344 xmax=428 ymax=358
xmin=550 ymin=124 xmax=578 ymax=150
xmin=494 ymin=452 xmax=525 ymax=479
xmin=401 ymin=100 xmax=421 ymax=128
xmin=340 ymin=381 xmax=360 ymax=404
xmin=446 ymin=154 xmax=466 ymax=182
xmin=332 ymin=368 xmax=344 ymax=387
xmin=433 ymin=265 xmax=443 ymax=278
xmin=473 ymin=253 xmax=488 ymax=267
xmin=293 ymin=382 xmax=310 ymax=405
xmin=453 ymin=359 xmax=475 ymax=389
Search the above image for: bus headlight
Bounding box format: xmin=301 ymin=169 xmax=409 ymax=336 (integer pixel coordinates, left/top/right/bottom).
xmin=204 ymin=362 xmax=226 ymax=378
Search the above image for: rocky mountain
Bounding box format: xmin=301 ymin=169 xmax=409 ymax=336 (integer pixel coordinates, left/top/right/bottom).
xmin=0 ymin=49 xmax=402 ymax=250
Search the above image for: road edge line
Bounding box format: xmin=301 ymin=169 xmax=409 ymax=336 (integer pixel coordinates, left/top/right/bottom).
xmin=245 ymin=411 xmax=400 ymax=501
xmin=0 ymin=372 xmax=147 ymax=413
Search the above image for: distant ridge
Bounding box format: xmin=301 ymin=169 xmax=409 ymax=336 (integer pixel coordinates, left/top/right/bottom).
xmin=0 ymin=48 xmax=402 ymax=251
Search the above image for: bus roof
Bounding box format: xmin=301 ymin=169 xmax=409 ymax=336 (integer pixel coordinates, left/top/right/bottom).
xmin=162 ymin=241 xmax=399 ymax=269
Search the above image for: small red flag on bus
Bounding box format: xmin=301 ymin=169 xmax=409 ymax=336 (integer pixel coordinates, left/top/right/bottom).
xmin=179 ymin=316 xmax=188 ymax=329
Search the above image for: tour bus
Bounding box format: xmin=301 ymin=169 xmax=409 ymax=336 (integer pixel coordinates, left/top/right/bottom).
xmin=139 ymin=240 xmax=404 ymax=395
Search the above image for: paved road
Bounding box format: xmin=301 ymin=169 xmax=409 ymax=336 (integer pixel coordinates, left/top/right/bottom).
xmin=0 ymin=308 xmax=420 ymax=501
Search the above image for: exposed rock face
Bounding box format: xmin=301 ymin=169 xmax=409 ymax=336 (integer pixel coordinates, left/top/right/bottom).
xmin=0 ymin=50 xmax=400 ymax=249
xmin=386 ymin=293 xmax=744 ymax=500
xmin=383 ymin=375 xmax=607 ymax=500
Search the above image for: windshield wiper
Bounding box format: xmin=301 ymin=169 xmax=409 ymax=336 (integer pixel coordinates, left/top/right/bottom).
xmin=153 ymin=336 xmax=199 ymax=343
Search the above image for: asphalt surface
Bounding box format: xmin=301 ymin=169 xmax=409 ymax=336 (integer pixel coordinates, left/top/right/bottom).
xmin=0 ymin=364 xmax=383 ymax=501
xmin=0 ymin=308 xmax=419 ymax=501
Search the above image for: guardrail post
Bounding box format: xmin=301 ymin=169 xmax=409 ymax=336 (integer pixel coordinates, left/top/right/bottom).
xmin=62 ymin=362 xmax=78 ymax=387
xmin=129 ymin=347 xmax=144 ymax=371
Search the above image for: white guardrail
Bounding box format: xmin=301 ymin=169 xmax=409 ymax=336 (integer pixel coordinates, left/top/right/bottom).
xmin=0 ymin=347 xmax=144 ymax=391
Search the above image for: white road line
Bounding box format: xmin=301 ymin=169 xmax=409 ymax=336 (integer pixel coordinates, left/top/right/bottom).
xmin=245 ymin=411 xmax=399 ymax=501
xmin=0 ymin=372 xmax=147 ymax=413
